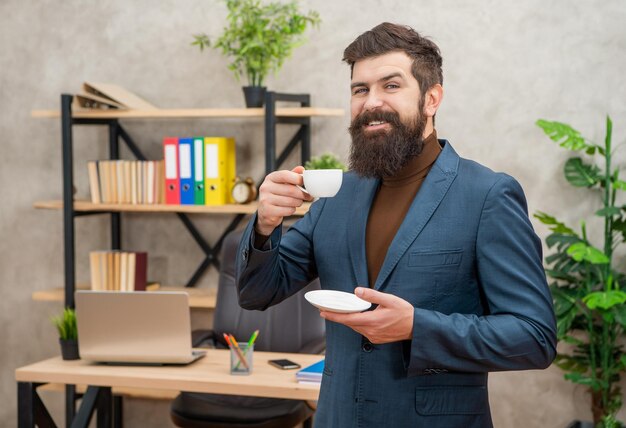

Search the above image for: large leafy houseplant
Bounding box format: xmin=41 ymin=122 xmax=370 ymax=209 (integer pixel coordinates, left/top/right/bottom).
xmin=535 ymin=117 xmax=626 ymax=427
xmin=192 ymin=0 xmax=320 ymax=106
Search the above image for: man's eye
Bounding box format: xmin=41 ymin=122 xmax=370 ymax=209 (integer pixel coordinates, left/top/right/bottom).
xmin=352 ymin=87 xmax=368 ymax=95
xmin=386 ymin=83 xmax=400 ymax=90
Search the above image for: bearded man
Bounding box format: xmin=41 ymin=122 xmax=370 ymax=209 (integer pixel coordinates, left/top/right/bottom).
xmin=235 ymin=22 xmax=556 ymax=428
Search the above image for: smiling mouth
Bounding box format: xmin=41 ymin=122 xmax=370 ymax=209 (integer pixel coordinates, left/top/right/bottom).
xmin=365 ymin=120 xmax=390 ymax=130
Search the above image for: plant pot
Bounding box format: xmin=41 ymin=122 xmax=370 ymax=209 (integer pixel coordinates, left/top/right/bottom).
xmin=59 ymin=338 xmax=80 ymax=360
xmin=242 ymin=86 xmax=267 ymax=108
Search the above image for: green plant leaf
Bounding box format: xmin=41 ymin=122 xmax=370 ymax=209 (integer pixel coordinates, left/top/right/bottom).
xmin=536 ymin=119 xmax=591 ymax=151
xmin=613 ymin=304 xmax=626 ymax=328
xmin=534 ymin=212 xmax=576 ymax=235
xmin=583 ymin=291 xmax=626 ymax=310
xmin=565 ymin=372 xmax=606 ymax=390
xmin=555 ymin=354 xmax=588 ymax=373
xmin=612 ymin=218 xmax=626 ymax=244
xmin=545 ymin=233 xmax=581 ymax=250
xmin=304 ymin=153 xmax=346 ymax=171
xmin=564 ymin=157 xmax=601 ymax=188
xmin=191 ymin=34 xmax=211 ymax=51
xmin=561 ymin=335 xmax=585 ymax=346
xmin=613 ymin=180 xmax=626 ymax=191
xmin=566 ymin=242 xmax=610 ymax=264
xmin=596 ymin=207 xmax=623 ymax=217
xmin=51 ymin=307 xmax=78 ymax=340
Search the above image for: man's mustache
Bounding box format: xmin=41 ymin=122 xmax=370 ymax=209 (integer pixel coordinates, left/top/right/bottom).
xmin=350 ymin=110 xmax=402 ymax=131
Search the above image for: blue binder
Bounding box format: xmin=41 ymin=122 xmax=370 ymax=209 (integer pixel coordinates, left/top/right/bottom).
xmin=178 ymin=137 xmax=195 ymax=205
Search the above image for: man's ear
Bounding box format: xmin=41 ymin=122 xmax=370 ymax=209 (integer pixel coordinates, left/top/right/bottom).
xmin=423 ymin=84 xmax=444 ymax=118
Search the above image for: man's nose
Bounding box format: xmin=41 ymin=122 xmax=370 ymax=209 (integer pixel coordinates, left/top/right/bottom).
xmin=363 ymin=90 xmax=384 ymax=111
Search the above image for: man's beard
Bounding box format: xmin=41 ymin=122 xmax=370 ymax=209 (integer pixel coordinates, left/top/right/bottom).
xmin=348 ymin=109 xmax=427 ymax=178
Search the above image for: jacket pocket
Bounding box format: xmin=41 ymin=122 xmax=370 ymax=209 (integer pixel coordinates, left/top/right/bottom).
xmin=415 ymin=385 xmax=487 ymax=415
xmin=408 ymin=250 xmax=463 ymax=268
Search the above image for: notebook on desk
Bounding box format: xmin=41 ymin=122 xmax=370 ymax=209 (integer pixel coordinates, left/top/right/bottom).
xmin=75 ymin=291 xmax=206 ymax=365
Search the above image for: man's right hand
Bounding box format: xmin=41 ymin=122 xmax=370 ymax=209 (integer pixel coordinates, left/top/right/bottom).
xmin=255 ymin=166 xmax=313 ymax=236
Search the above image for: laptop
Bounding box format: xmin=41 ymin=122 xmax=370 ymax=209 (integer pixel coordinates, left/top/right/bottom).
xmin=75 ymin=291 xmax=206 ymax=365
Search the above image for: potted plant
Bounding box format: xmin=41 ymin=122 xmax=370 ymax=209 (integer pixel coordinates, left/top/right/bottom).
xmin=534 ymin=116 xmax=626 ymax=427
xmin=52 ymin=307 xmax=79 ymax=360
xmin=304 ymin=153 xmax=346 ymax=171
xmin=192 ymin=0 xmax=320 ymax=107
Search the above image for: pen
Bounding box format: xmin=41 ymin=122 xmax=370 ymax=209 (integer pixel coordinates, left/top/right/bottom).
xmin=229 ymin=333 xmax=250 ymax=370
xmin=223 ymin=333 xmax=232 ymax=347
xmin=246 ymin=329 xmax=259 ymax=348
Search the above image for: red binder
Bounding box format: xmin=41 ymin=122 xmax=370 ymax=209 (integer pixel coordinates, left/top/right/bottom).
xmin=163 ymin=137 xmax=180 ymax=204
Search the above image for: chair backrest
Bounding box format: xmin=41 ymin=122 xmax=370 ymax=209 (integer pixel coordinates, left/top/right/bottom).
xmin=212 ymin=229 xmax=325 ymax=354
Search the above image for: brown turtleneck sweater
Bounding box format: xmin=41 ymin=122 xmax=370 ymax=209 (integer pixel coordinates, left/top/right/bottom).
xmin=365 ymin=131 xmax=441 ymax=287
xmin=253 ymin=131 xmax=442 ymax=288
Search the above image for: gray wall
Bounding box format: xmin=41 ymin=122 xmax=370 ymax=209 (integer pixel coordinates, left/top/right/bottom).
xmin=1 ymin=0 xmax=625 ymax=426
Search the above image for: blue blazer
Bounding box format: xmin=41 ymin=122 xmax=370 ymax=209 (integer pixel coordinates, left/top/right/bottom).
xmin=236 ymin=140 xmax=557 ymax=428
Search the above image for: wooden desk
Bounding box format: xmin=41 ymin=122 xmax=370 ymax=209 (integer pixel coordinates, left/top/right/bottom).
xmin=16 ymin=350 xmax=322 ymax=428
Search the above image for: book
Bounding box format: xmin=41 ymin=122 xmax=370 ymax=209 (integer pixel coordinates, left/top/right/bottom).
xmin=89 ymin=251 xmax=101 ymax=290
xmin=81 ymin=82 xmax=158 ymax=110
xmin=295 ymin=359 xmax=324 ymax=383
xmin=74 ymin=92 xmax=125 ymax=110
xmin=87 ymin=161 xmax=101 ymax=203
xmin=88 ymin=250 xmax=148 ymax=291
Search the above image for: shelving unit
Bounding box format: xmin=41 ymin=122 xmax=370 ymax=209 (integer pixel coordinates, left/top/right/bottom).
xmin=33 ymin=92 xmax=343 ymax=309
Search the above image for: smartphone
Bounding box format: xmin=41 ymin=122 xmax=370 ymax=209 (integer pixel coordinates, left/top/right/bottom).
xmin=268 ymin=359 xmax=301 ymax=370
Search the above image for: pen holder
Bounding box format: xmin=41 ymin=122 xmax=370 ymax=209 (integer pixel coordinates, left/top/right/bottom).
xmin=230 ymin=344 xmax=253 ymax=375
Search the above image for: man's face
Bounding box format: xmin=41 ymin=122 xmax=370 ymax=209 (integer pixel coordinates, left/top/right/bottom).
xmin=348 ymin=51 xmax=427 ymax=178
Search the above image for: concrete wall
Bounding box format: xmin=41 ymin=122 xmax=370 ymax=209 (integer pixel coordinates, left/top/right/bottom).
xmin=1 ymin=0 xmax=625 ymax=426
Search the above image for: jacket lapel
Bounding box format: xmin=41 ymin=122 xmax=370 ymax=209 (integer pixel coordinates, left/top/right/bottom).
xmin=374 ymin=140 xmax=460 ymax=291
xmin=347 ymin=176 xmax=379 ymax=289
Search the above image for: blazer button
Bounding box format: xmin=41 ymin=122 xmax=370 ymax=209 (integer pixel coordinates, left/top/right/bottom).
xmin=362 ymin=341 xmax=373 ymax=352
xmin=242 ymin=248 xmax=248 ymax=261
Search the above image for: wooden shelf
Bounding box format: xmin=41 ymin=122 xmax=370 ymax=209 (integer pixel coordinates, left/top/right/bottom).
xmin=31 ymin=107 xmax=344 ymax=119
xmin=33 ymin=200 xmax=311 ymax=216
xmin=32 ymin=285 xmax=217 ymax=309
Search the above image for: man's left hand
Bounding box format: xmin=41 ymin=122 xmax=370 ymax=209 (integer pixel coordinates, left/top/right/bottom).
xmin=320 ymin=287 xmax=414 ymax=344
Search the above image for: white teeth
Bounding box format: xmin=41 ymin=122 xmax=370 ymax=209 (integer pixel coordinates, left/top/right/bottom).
xmin=368 ymin=121 xmax=386 ymax=126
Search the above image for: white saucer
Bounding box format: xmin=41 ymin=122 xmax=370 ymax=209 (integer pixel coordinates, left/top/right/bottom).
xmin=304 ymin=290 xmax=371 ymax=313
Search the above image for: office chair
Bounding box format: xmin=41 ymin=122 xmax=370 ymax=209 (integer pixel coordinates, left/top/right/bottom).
xmin=170 ymin=229 xmax=325 ymax=428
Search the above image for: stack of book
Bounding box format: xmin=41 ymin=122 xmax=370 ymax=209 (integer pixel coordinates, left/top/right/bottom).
xmin=89 ymin=251 xmax=148 ymax=291
xmin=295 ymin=359 xmax=324 ymax=384
xmin=163 ymin=136 xmax=237 ymax=206
xmin=87 ymin=160 xmax=165 ymax=204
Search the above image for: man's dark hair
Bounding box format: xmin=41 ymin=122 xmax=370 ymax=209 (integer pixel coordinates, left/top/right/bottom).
xmin=343 ymin=22 xmax=443 ymax=95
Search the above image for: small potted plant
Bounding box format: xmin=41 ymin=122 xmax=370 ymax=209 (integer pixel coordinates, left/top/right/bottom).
xmin=52 ymin=307 xmax=79 ymax=360
xmin=304 ymin=153 xmax=346 ymax=171
xmin=192 ymin=0 xmax=320 ymax=107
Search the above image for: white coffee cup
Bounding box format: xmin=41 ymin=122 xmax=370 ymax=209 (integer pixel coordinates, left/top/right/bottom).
xmin=300 ymin=169 xmax=343 ymax=198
